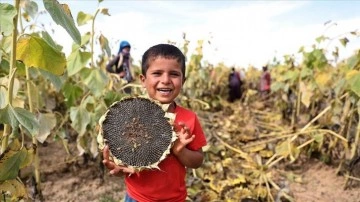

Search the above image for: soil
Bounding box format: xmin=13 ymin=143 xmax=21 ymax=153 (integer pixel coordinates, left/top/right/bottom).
xmin=24 ymin=139 xmax=360 ymax=202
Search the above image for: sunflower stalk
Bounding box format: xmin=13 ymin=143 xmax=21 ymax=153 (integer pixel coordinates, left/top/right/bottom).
xmin=350 ymin=106 xmax=360 ymax=160
xmin=1 ymin=0 xmax=20 ymax=155
xmin=25 ymin=64 xmax=42 ymax=199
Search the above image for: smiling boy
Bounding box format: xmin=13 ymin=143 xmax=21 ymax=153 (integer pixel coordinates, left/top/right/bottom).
xmin=102 ymin=44 xmax=207 ymax=202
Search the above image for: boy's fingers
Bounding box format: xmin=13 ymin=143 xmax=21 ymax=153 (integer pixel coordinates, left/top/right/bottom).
xmin=121 ymin=167 xmax=135 ymax=174
xmin=103 ymin=145 xmax=110 ymax=160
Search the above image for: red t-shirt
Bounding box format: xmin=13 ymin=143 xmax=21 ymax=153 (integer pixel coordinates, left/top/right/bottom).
xmin=125 ymin=105 xmax=207 ymax=202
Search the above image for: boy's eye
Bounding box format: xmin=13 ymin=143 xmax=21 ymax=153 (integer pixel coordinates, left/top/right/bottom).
xmin=152 ymin=72 xmax=161 ymax=75
xmin=170 ymin=72 xmax=181 ymax=76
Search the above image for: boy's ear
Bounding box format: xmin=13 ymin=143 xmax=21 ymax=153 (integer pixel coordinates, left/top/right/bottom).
xmin=182 ymin=77 xmax=186 ymax=84
xmin=139 ymin=74 xmax=146 ymax=87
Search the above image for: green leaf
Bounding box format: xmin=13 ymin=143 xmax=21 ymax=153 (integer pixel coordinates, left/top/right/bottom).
xmin=14 ymin=107 xmax=39 ymax=135
xmin=16 ymin=35 xmax=66 ymax=75
xmin=77 ymin=11 xmax=93 ymax=26
xmin=283 ymin=70 xmax=299 ymax=83
xmin=0 ymin=105 xmax=19 ymax=129
xmin=43 ymin=0 xmax=81 ymax=44
xmin=70 ymin=105 xmax=90 ymax=136
xmin=81 ymin=32 xmax=91 ymax=46
xmin=347 ymin=54 xmax=360 ymax=69
xmin=39 ymin=69 xmax=64 ymax=92
xmin=62 ymin=82 xmax=83 ymax=106
xmin=80 ymin=68 xmax=108 ymax=97
xmin=103 ymin=91 xmax=123 ymax=106
xmin=270 ymin=81 xmax=285 ymax=92
xmin=0 ymin=105 xmax=39 ymax=136
xmin=346 ymin=70 xmax=360 ymax=97
xmin=41 ymin=31 xmax=63 ymax=51
xmin=315 ymin=35 xmax=327 ymax=43
xmin=67 ymin=49 xmax=91 ymax=76
xmin=0 ymin=87 xmax=6 ymax=109
xmin=37 ymin=113 xmax=57 ymax=143
xmin=300 ymin=67 xmax=313 ymax=78
xmin=0 ymin=3 xmax=17 ymax=36
xmin=0 ymin=148 xmax=27 ymax=181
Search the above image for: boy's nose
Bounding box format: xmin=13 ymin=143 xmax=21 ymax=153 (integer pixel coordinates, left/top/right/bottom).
xmin=161 ymin=74 xmax=171 ymax=84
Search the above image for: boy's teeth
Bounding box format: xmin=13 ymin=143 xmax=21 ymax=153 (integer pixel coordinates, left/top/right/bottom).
xmin=158 ymin=89 xmax=171 ymax=92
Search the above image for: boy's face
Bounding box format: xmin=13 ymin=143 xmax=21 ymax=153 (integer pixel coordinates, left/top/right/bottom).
xmin=140 ymin=57 xmax=184 ymax=104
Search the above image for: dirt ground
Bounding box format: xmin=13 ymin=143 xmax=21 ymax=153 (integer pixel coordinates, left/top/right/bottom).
xmin=24 ymin=139 xmax=360 ymax=202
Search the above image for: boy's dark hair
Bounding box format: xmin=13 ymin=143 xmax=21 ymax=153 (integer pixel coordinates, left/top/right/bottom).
xmin=141 ymin=44 xmax=186 ymax=77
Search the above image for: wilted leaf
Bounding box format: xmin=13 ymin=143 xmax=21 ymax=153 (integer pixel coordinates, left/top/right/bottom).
xmin=43 ymin=0 xmax=81 ymax=44
xmin=99 ymin=34 xmax=111 ymax=57
xmin=0 ymin=179 xmax=28 ymax=200
xmin=77 ymin=135 xmax=87 ymax=156
xmin=67 ymin=49 xmax=91 ymax=76
xmin=315 ymin=71 xmax=332 ymax=88
xmin=90 ymin=137 xmax=99 ymax=157
xmin=275 ymin=140 xmax=299 ymax=160
xmin=0 ymin=148 xmax=27 ymax=181
xmin=77 ymin=11 xmax=93 ymax=26
xmin=313 ymin=133 xmax=324 ymax=144
xmin=21 ymin=0 xmax=38 ymax=19
xmin=339 ymin=37 xmax=349 ymax=47
xmin=37 ymin=113 xmax=57 ymax=143
xmin=100 ymin=8 xmax=110 ymax=16
xmin=16 ymin=35 xmax=66 ymax=75
xmin=259 ymin=150 xmax=274 ymax=158
xmin=28 ymin=79 xmax=40 ymax=109
xmin=299 ymin=81 xmax=313 ymax=108
xmin=245 ymin=144 xmax=267 ymax=153
xmin=0 ymin=3 xmax=17 ymax=36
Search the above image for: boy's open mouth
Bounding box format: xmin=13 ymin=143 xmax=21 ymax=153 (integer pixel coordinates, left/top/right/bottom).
xmin=157 ymin=88 xmax=173 ymax=94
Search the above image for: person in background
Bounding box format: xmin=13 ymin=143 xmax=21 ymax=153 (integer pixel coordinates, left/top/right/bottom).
xmin=228 ymin=67 xmax=242 ymax=102
xmin=106 ymin=40 xmax=133 ymax=84
xmin=259 ymin=65 xmax=271 ymax=99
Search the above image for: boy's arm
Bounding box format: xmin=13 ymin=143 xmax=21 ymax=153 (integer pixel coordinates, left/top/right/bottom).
xmin=172 ymin=124 xmax=204 ymax=168
xmin=172 ymin=147 xmax=204 ymax=168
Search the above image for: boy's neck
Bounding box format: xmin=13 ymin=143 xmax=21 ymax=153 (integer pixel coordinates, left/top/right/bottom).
xmin=167 ymin=101 xmax=176 ymax=113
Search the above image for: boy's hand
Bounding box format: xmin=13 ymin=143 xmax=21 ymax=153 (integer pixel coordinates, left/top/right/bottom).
xmin=172 ymin=122 xmax=195 ymax=155
xmin=102 ymin=145 xmax=135 ymax=176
